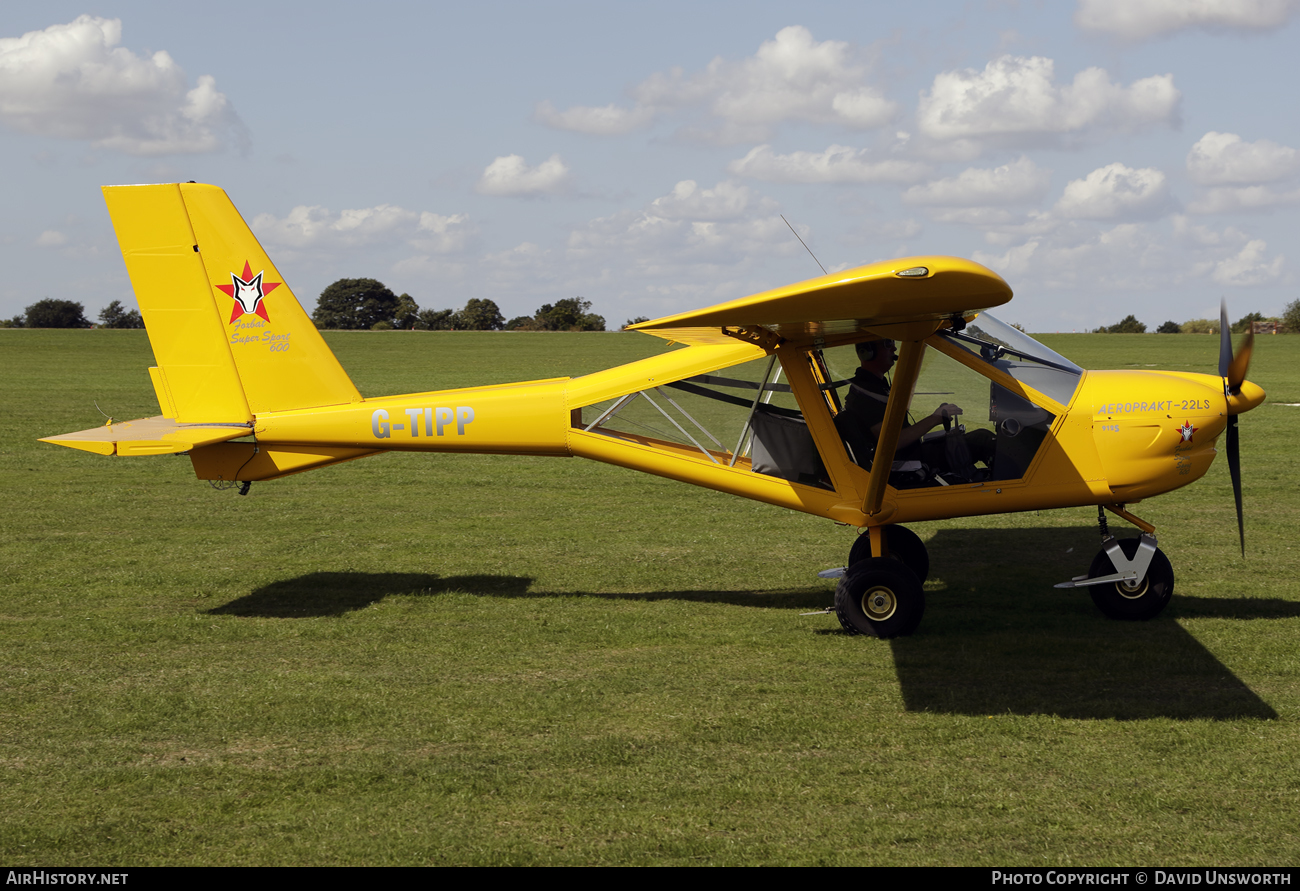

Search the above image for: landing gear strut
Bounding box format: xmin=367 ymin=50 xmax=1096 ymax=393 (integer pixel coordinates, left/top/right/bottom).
xmin=848 ymin=524 xmax=929 ymax=583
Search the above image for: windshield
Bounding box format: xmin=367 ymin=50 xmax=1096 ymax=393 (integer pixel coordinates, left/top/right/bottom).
xmin=940 ymin=313 xmax=1083 ymax=406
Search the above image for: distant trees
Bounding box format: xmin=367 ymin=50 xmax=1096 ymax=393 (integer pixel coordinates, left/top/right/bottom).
xmin=622 ymin=316 xmax=650 ymax=330
xmin=23 ymin=299 xmax=91 ymax=329
xmin=99 ymin=300 xmax=144 ymax=329
xmin=1093 ymin=310 xmax=1296 ymax=335
xmin=313 ymin=279 xmax=401 ymax=329
xmin=0 ymin=299 xmax=145 ymax=329
xmin=1284 ymin=299 xmax=1300 ymax=333
xmin=507 ymin=298 xmax=605 ymax=332
xmin=418 ymin=309 xmax=457 ymax=330
xmin=413 ymin=299 xmax=504 ymax=330
xmin=310 ymin=280 xmax=604 ymax=332
xmin=1094 ymin=315 xmax=1147 ymax=334
xmin=456 ymin=298 xmax=506 ymax=331
xmin=1182 ymin=312 xmax=1282 ymax=335
xmin=1231 ymin=312 xmax=1265 ymax=334
xmin=393 ymin=293 xmax=420 ymax=330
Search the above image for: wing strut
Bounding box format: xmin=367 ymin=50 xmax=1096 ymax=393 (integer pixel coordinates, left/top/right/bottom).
xmin=861 ymin=339 xmax=925 ymax=517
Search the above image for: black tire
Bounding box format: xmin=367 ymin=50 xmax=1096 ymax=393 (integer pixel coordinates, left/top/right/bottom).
xmin=834 ymin=558 xmax=925 ymax=638
xmin=848 ymin=525 xmax=930 ymax=583
xmin=1087 ymin=539 xmax=1174 ymax=620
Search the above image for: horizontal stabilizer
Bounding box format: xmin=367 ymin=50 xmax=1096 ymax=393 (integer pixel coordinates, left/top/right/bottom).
xmin=41 ymin=416 xmax=253 ymax=457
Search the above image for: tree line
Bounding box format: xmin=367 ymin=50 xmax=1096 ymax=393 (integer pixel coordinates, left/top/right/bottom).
xmin=2 ymin=299 xmax=143 ymax=329
xmin=311 ymin=278 xmax=605 ymax=331
xmin=1095 ymin=302 xmax=1300 ymax=334
xmin=2 ymin=281 xmax=610 ymax=333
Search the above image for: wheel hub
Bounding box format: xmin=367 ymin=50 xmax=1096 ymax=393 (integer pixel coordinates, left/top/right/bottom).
xmin=1118 ymin=577 xmax=1148 ymax=599
xmin=862 ymin=585 xmax=897 ymax=621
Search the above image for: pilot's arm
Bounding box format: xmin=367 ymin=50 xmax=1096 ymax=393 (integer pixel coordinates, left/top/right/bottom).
xmin=870 ymin=403 xmax=963 ymax=452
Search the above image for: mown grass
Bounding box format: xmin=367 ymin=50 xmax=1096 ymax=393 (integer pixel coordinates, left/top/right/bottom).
xmin=2 ymin=328 xmax=1298 ymax=865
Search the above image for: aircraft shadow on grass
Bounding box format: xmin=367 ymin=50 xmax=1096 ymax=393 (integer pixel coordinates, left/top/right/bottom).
xmin=207 ymin=571 xmax=831 ymax=619
xmin=208 ymin=572 xmax=537 ymax=618
xmin=887 ymin=527 xmax=1286 ymax=722
xmin=210 ymin=526 xmax=1289 ymax=721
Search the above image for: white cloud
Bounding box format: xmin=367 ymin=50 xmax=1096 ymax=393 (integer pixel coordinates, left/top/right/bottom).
xmin=973 ymin=217 xmax=1285 ymax=303
xmin=647 ymin=180 xmax=773 ymax=221
xmin=565 ymin=181 xmax=802 ymax=289
xmin=1211 ymin=239 xmax=1285 ymax=285
xmin=973 ymin=239 xmax=1041 ymax=279
xmin=1187 ymin=132 xmax=1300 ymax=185
xmin=476 ymin=154 xmax=572 ymax=196
xmin=539 ymin=26 xmax=895 ymax=143
xmin=1187 ymin=185 xmax=1300 ymax=214
xmin=1053 ymin=163 xmax=1172 ymax=219
xmin=973 ymin=223 xmax=1180 ymax=292
xmin=640 ymin=26 xmax=896 ymax=140
xmin=251 ymin=204 xmax=476 ymax=254
xmin=35 ymin=230 xmax=66 ymax=247
xmin=903 ymin=156 xmax=1051 ymax=206
xmin=728 ymin=144 xmax=930 ymax=184
xmin=916 ymin=55 xmax=1179 ymax=150
xmin=414 ymin=212 xmax=477 ymax=253
xmin=1075 ymin=0 xmax=1297 ymax=40
xmin=1172 ymin=215 xmax=1251 ymax=247
xmin=567 ymin=211 xmax=795 ymax=266
xmin=253 ymin=204 xmax=415 ymax=249
xmin=0 ymin=16 xmax=246 ymax=155
xmin=533 ymin=100 xmax=654 ymax=136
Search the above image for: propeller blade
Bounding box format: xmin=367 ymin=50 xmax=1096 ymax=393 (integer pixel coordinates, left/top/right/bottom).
xmin=1228 ymin=329 xmax=1255 ymax=394
xmin=1219 ymin=301 xmax=1232 ymax=378
xmin=1220 ymin=300 xmax=1249 ymax=556
xmin=1227 ymin=414 xmax=1245 ymax=557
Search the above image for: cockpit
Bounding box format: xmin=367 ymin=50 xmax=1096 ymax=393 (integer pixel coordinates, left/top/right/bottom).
xmin=573 ymin=314 xmax=1080 ymax=493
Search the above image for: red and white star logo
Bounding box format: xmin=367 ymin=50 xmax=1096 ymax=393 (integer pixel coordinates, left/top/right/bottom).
xmin=1177 ymin=420 xmax=1197 ymax=442
xmin=217 ymin=261 xmax=281 ymax=323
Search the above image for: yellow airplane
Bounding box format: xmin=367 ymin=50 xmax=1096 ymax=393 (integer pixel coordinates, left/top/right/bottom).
xmin=42 ymin=183 xmax=1266 ymax=638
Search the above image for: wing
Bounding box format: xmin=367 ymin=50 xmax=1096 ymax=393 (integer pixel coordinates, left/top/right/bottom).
xmin=629 ymin=255 xmax=1012 ymax=346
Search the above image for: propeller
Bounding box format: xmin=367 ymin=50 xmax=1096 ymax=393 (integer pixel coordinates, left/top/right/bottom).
xmin=1219 ymin=302 xmax=1255 ymax=557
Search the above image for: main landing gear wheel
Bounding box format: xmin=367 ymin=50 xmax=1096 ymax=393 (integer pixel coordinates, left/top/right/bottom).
xmin=1088 ymin=538 xmax=1175 ymax=621
xmin=848 ymin=525 xmax=930 ymax=583
xmin=834 ymin=558 xmax=925 ymax=638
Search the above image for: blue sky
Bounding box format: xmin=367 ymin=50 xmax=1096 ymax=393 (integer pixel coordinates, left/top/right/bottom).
xmin=2 ymin=1 xmax=1297 ymax=330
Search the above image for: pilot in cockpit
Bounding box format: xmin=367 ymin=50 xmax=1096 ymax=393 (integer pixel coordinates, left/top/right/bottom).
xmin=838 ymin=338 xmax=994 ymax=476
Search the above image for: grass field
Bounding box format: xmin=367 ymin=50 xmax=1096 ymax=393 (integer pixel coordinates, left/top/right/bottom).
xmin=3 ymin=328 xmax=1299 ymax=866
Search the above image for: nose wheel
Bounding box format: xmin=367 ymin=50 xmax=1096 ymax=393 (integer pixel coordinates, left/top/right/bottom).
xmin=1086 ymin=538 xmax=1175 ymax=620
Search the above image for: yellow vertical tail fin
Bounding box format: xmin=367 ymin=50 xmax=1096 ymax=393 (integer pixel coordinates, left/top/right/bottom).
xmin=103 ymin=183 xmax=362 ymax=420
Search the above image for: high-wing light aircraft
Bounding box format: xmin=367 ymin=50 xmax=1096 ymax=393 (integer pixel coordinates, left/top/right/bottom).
xmin=43 ymin=183 xmax=1266 ymax=637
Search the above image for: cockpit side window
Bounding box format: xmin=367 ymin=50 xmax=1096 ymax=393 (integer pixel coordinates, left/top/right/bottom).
xmin=575 ymin=353 xmax=832 ymax=488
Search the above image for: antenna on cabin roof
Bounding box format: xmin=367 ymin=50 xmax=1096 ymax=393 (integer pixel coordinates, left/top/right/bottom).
xmin=781 ymin=214 xmax=827 ymax=276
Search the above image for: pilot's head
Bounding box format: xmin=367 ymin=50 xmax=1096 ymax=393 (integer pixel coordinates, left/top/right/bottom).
xmin=855 ymin=339 xmax=896 ymax=373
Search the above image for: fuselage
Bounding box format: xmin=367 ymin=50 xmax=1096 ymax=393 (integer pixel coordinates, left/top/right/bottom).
xmin=218 ymin=339 xmax=1264 ymax=530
